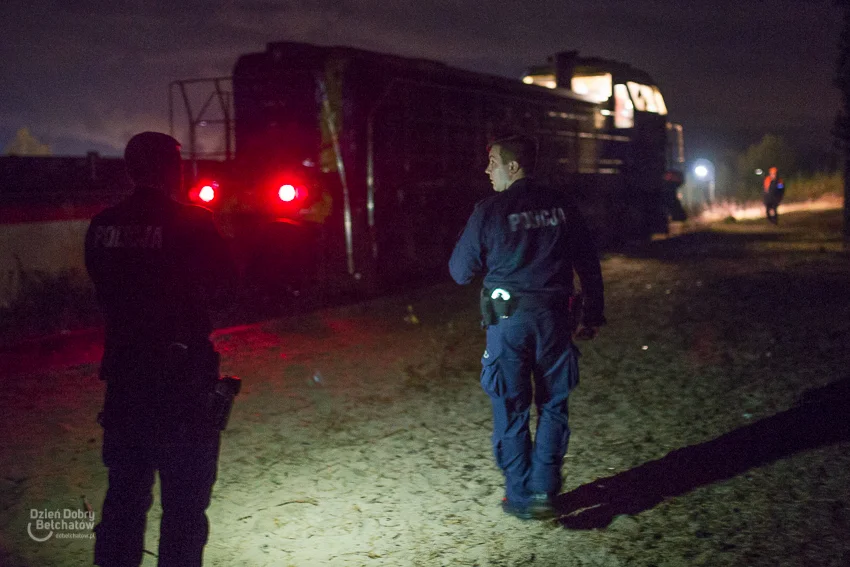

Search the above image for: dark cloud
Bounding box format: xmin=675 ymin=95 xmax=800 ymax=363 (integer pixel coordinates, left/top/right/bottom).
xmin=0 ymin=0 xmax=840 ymax=161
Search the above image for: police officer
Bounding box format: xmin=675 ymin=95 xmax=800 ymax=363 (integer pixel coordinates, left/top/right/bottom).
xmin=86 ymin=132 xmax=235 ymax=566
xmin=449 ymin=135 xmax=605 ymax=520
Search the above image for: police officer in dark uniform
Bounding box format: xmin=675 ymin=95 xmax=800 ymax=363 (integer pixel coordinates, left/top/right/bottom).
xmin=449 ymin=135 xmax=605 ymax=520
xmin=86 ymin=132 xmax=235 ymax=566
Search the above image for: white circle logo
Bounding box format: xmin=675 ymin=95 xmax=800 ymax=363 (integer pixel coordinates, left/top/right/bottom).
xmin=27 ymin=522 xmax=53 ymax=542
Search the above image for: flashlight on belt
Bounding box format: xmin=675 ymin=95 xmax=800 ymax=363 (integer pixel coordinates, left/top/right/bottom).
xmin=490 ymin=288 xmax=514 ymax=319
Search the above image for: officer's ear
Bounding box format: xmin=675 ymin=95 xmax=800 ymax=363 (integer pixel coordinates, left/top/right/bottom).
xmin=508 ymin=160 xmax=521 ymax=176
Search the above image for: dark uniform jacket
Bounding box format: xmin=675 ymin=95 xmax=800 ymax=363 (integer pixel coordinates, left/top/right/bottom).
xmin=449 ymin=177 xmax=605 ymax=327
xmin=85 ymin=187 xmax=235 ymax=378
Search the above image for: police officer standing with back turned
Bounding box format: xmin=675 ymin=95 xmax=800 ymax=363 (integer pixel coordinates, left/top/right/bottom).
xmin=86 ymin=132 xmax=236 ymax=566
xmin=449 ymin=134 xmax=605 ymax=520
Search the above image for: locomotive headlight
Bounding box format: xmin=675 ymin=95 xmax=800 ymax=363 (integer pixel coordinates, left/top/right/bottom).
xmin=694 ymin=165 xmax=708 ymax=179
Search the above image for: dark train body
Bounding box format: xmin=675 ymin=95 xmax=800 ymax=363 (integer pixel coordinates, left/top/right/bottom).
xmin=0 ymin=42 xmax=684 ymax=309
xmin=178 ymin=42 xmax=684 ymax=300
xmin=92 ymin=43 xmax=679 ymax=306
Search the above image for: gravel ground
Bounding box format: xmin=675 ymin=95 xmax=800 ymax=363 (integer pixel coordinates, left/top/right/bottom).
xmin=1 ymin=209 xmax=849 ymax=566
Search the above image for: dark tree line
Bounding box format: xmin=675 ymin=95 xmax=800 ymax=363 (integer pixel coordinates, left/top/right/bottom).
xmin=835 ymin=0 xmax=850 ymax=241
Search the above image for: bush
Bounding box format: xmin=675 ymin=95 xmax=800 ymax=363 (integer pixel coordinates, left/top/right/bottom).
xmin=783 ymin=171 xmax=843 ymax=202
xmin=734 ymin=135 xmax=797 ymax=201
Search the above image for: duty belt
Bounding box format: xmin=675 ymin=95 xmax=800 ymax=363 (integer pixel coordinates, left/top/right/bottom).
xmin=480 ymin=287 xmax=571 ymax=327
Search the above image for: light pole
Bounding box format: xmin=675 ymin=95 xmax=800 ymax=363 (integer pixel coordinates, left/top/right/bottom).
xmin=693 ymin=159 xmax=715 ymax=206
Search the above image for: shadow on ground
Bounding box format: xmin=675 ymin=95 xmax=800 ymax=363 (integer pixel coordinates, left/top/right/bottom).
xmin=556 ymin=377 xmax=850 ymax=529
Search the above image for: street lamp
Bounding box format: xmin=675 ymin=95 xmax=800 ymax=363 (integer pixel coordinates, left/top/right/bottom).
xmin=692 ymin=159 xmax=716 ymax=205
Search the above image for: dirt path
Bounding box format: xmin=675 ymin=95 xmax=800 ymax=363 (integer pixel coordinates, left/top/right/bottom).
xmin=2 ymin=209 xmax=849 ymax=566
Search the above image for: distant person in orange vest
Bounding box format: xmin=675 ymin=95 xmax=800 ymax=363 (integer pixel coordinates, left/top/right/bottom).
xmin=763 ymin=167 xmax=785 ymax=224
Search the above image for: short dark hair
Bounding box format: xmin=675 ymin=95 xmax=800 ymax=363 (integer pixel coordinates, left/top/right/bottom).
xmin=489 ymin=135 xmax=538 ymax=174
xmin=124 ymin=131 xmax=181 ymax=185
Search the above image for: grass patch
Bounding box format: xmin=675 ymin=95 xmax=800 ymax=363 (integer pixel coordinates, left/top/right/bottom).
xmin=784 ymin=171 xmax=843 ymax=202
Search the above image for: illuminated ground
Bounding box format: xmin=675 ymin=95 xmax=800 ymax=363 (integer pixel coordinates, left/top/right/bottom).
xmin=1 ymin=208 xmax=849 ymax=566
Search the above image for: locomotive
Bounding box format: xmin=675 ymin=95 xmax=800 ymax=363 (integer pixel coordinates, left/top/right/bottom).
xmin=170 ymin=42 xmax=685 ymax=300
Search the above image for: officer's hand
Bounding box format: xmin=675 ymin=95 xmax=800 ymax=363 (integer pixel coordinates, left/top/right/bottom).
xmin=574 ymin=325 xmax=599 ymax=341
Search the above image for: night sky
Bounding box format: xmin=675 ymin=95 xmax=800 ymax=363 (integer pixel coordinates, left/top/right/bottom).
xmin=0 ymin=0 xmax=840 ymax=166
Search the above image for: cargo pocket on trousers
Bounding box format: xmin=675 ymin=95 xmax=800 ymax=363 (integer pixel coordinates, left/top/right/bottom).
xmin=480 ymin=349 xmax=504 ymax=398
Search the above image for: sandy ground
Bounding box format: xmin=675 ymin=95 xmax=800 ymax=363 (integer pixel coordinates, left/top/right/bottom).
xmin=1 ymin=208 xmax=849 ymax=567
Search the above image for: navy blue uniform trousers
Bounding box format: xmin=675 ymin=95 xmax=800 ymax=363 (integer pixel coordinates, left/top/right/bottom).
xmin=94 ymin=423 xmax=220 ymax=567
xmin=93 ymin=348 xmax=220 ymax=567
xmin=481 ymin=307 xmax=579 ymax=506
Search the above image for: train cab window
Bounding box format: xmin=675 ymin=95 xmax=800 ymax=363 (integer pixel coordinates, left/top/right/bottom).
xmin=626 ymin=83 xmax=642 ymax=111
xmin=613 ymin=83 xmax=634 ymax=128
xmin=570 ymin=73 xmax=612 ymax=103
xmin=626 ymin=82 xmax=651 ymax=112
xmin=522 ymin=74 xmax=557 ymax=89
xmin=626 ymin=82 xmax=668 ymax=115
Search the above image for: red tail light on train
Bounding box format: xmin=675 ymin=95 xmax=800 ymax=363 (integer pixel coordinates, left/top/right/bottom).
xmin=188 ymin=180 xmax=219 ymax=205
xmin=266 ymin=175 xmax=314 ymax=223
xmin=278 ymin=184 xmax=298 ymax=202
xmin=273 ymin=180 xmax=308 ymax=204
xmin=199 ymin=184 xmax=216 ymax=202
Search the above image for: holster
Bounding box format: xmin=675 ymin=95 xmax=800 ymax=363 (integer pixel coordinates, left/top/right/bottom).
xmin=480 ymin=287 xmax=518 ymax=328
xmin=207 ymin=375 xmax=242 ymax=430
xmin=164 ymin=342 xmax=242 ymax=431
xmin=480 ymin=287 xmax=581 ymax=331
xmin=480 ymin=288 xmax=497 ymax=328
xmin=163 ymin=341 xmax=223 ymax=427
